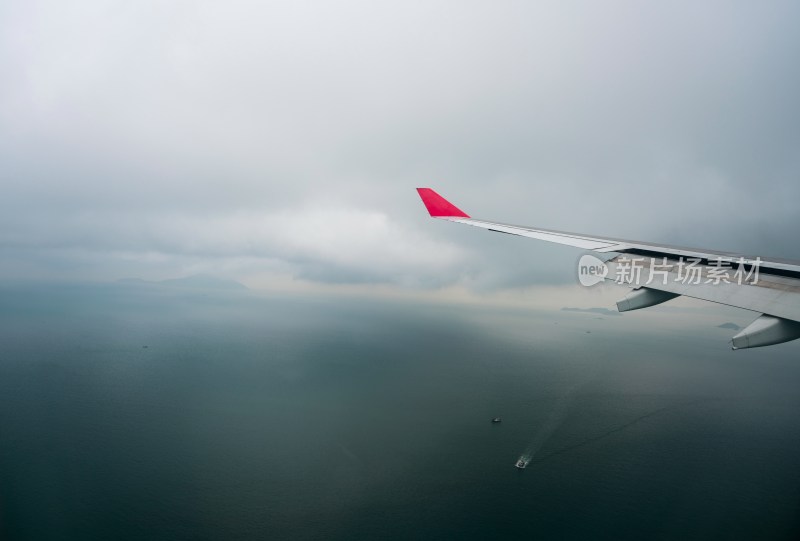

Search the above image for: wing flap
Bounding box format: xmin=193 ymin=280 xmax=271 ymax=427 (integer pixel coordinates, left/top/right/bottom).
xmin=605 ymin=256 xmax=800 ymax=322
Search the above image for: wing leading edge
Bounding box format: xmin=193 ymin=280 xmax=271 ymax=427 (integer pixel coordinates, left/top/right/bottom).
xmin=416 ymin=187 xmax=800 ymax=350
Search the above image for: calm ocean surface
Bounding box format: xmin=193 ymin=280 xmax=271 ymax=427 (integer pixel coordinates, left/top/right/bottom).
xmin=1 ymin=283 xmax=799 ymax=540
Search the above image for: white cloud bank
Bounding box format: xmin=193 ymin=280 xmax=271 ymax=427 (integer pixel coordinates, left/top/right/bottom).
xmin=1 ymin=0 xmax=799 ymax=297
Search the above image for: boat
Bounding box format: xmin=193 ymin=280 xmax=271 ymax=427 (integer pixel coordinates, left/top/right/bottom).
xmin=492 ymin=417 xmax=502 ymax=423
xmin=515 ymin=457 xmax=528 ymax=469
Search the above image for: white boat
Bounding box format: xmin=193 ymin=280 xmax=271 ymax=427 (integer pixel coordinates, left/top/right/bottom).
xmin=492 ymin=417 xmax=502 ymax=423
xmin=515 ymin=457 xmax=528 ymax=469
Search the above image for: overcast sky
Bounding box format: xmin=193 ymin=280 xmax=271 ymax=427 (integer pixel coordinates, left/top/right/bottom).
xmin=1 ymin=1 xmax=798 ymax=301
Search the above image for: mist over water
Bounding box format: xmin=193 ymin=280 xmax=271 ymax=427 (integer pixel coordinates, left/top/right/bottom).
xmin=1 ymin=283 xmax=799 ymax=540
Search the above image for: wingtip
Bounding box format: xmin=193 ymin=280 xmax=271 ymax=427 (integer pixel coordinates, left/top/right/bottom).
xmin=416 ymin=188 xmax=470 ymax=218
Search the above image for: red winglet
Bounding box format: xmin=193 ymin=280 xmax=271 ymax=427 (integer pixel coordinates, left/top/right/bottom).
xmin=416 ymin=188 xmax=470 ymax=218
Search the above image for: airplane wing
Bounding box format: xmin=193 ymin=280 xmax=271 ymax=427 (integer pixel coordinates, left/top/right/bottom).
xmin=416 ymin=187 xmax=800 ymax=350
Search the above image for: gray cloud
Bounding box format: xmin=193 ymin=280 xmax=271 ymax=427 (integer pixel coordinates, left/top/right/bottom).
xmin=1 ymin=1 xmax=799 ymax=290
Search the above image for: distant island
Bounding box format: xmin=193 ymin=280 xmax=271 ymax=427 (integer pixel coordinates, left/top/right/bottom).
xmin=116 ymin=274 xmax=248 ymax=291
xmin=717 ymin=322 xmax=742 ymax=330
xmin=561 ymin=307 xmax=620 ymax=317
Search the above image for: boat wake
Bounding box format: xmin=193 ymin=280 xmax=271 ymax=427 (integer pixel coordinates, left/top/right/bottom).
xmin=520 ymin=384 xmax=580 ymax=463
xmin=530 ymin=398 xmax=707 ymax=465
